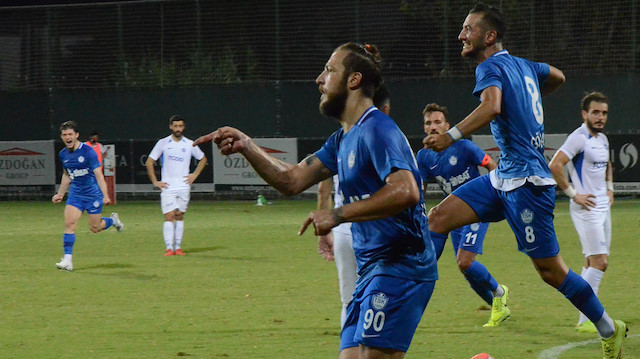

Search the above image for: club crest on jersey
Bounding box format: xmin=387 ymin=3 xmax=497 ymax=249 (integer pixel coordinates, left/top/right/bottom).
xmin=470 ymin=223 xmax=480 ymax=231
xmin=348 ymin=151 xmax=356 ymax=169
xmin=520 ymin=209 xmax=534 ymax=224
xmin=448 ymin=155 xmax=458 ymax=166
xmin=371 ymin=292 xmax=388 ymax=310
xmin=78 ymin=156 xmax=85 ymax=163
xmin=182 ymin=148 xmax=186 ymax=152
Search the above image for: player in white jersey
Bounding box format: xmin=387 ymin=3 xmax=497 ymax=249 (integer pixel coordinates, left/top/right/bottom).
xmin=549 ymin=92 xmax=614 ymax=333
xmin=146 ymin=115 xmax=208 ymax=256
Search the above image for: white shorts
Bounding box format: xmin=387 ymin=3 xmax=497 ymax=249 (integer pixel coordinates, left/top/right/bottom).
xmin=569 ymin=201 xmax=611 ymax=257
xmin=332 ymin=228 xmax=357 ymax=305
xmin=160 ymin=187 xmax=191 ymax=214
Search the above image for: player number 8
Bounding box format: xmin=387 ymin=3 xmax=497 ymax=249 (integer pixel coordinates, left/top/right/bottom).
xmin=525 ymin=76 xmax=544 ymax=125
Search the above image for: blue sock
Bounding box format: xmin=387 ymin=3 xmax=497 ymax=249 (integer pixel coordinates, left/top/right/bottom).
xmin=462 ymin=260 xmax=496 ymax=306
xmin=103 ymin=217 xmax=113 ymax=229
xmin=429 ymin=231 xmax=447 ymax=260
xmin=558 ymin=269 xmax=604 ymax=322
xmin=63 ymin=233 xmax=75 ymax=255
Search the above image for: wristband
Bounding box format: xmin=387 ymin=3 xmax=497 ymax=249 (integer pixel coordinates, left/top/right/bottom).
xmin=446 ymin=126 xmax=463 ymax=141
xmin=563 ymin=186 xmax=577 ymax=199
xmin=606 ymin=181 xmax=614 ymax=192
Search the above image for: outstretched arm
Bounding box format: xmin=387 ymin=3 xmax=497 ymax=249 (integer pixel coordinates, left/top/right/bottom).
xmin=300 ymin=169 xmax=420 ymax=236
xmin=195 ymin=127 xmax=333 ymax=196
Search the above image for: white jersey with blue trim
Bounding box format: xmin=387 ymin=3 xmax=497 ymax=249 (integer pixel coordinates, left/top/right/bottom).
xmin=148 ymin=135 xmax=205 ymax=190
xmin=559 ymin=124 xmax=610 ymax=211
xmin=315 ymin=107 xmax=437 ymax=283
xmin=473 ymin=49 xmax=556 ymax=191
xmin=59 ymin=142 xmax=102 ymax=200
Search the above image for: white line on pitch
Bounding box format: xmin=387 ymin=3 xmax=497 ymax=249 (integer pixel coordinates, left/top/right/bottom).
xmin=537 ymin=333 xmax=638 ymax=359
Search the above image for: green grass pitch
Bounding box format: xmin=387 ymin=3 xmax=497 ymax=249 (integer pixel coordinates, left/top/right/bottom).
xmin=1 ymin=198 xmax=638 ymax=358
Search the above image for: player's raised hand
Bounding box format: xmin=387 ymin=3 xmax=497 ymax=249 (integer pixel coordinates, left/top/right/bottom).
xmin=423 ymin=133 xmax=453 ymax=152
xmin=194 ymin=127 xmax=251 ymax=156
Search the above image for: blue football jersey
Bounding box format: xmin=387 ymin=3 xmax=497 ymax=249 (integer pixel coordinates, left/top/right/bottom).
xmin=316 ymin=107 xmax=438 ymax=283
xmin=59 ymin=143 xmax=102 ymax=200
xmin=416 ymin=139 xmax=486 ymax=195
xmin=473 ymin=50 xmax=551 ymax=180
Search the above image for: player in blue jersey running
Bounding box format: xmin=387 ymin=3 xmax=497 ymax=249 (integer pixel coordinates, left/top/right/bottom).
xmin=416 ymin=102 xmax=509 ymax=327
xmin=195 ymin=43 xmax=438 ymax=359
xmin=52 ymin=121 xmax=124 ymax=271
xmin=423 ymin=3 xmax=626 ymax=358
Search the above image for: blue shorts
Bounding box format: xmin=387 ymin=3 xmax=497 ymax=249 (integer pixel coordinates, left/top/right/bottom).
xmin=453 ymin=175 xmax=559 ymax=259
xmin=340 ymin=275 xmax=435 ymax=352
xmin=66 ymin=196 xmax=103 ymax=215
xmin=450 ymin=222 xmax=489 ymax=255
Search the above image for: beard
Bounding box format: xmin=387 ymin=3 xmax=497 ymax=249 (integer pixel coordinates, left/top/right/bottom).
xmin=586 ymin=121 xmax=604 ymax=133
xmin=172 ymin=130 xmax=183 ymax=138
xmin=319 ymin=83 xmax=348 ymax=120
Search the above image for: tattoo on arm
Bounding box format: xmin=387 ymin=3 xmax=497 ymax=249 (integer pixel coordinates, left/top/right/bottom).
xmin=331 ymin=207 xmax=345 ymax=225
xmin=303 ymin=154 xmax=317 ymax=167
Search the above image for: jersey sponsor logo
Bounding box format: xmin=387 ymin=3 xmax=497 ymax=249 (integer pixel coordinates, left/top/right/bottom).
xmin=448 ymin=155 xmax=458 ymax=166
xmin=429 ymin=164 xmax=438 ymax=170
xmin=520 ymin=209 xmax=534 ymax=224
xmin=167 ymin=155 xmax=185 ymax=162
xmin=592 ymin=161 xmax=608 ymax=169
xmin=66 ymin=168 xmax=89 ymax=180
xmin=371 ymin=292 xmax=389 ymax=310
xmin=524 ymin=246 xmax=539 ymax=253
xmin=348 ymin=151 xmax=356 ymax=169
xmin=435 ymin=168 xmax=472 ymax=194
xmin=530 ymin=131 xmax=545 ymax=150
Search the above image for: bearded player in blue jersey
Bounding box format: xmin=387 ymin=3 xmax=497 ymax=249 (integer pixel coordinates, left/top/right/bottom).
xmin=52 ymin=121 xmax=123 ymax=271
xmin=195 ymin=43 xmax=437 ymax=359
xmin=416 ymin=102 xmax=510 ymax=328
xmin=423 ymin=3 xmax=626 ymax=358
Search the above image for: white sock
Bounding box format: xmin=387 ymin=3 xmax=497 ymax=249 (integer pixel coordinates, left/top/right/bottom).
xmin=493 ymin=285 xmax=504 ymax=298
xmin=174 ymin=221 xmax=184 ymax=249
xmin=595 ymin=311 xmax=615 ymax=339
xmin=64 ymin=254 xmax=72 ymax=262
xmin=163 ymin=221 xmax=175 ymax=250
xmin=578 ymin=267 xmax=605 ymax=324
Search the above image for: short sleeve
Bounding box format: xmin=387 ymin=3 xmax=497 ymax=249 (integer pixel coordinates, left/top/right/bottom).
xmin=315 ymin=130 xmax=341 ymax=174
xmin=191 ymin=143 xmax=205 ymax=160
xmin=558 ymin=131 xmax=587 ymax=160
xmin=416 ymin=149 xmax=431 ymax=183
xmin=363 ymin=122 xmax=412 ymax=182
xmin=473 ymin=61 xmax=503 ymax=98
xmin=148 ymin=140 xmax=163 ymax=161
